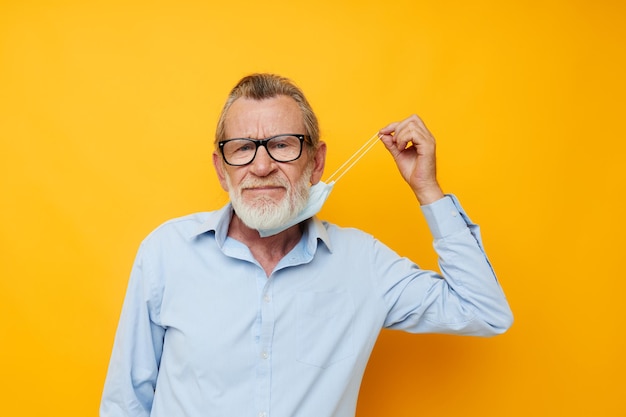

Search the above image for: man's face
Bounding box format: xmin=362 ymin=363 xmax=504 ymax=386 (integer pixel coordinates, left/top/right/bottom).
xmin=213 ymin=96 xmax=326 ymax=230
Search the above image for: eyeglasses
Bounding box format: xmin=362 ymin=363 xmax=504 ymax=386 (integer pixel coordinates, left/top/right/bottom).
xmin=218 ymin=134 xmax=310 ymax=166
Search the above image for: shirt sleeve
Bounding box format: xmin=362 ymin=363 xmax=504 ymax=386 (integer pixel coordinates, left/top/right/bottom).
xmin=100 ymin=242 xmax=166 ymax=416
xmin=379 ymin=194 xmax=513 ymax=335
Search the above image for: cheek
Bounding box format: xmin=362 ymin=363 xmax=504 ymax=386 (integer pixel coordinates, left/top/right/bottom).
xmin=219 ymin=167 xmax=240 ymax=192
xmin=287 ymin=159 xmax=313 ymax=183
xmin=218 ymin=174 xmax=231 ymax=192
xmin=213 ymin=154 xmax=231 ymax=192
xmin=284 ymin=170 xmax=305 ymax=188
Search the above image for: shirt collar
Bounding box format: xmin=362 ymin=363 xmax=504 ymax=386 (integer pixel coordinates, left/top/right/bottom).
xmin=190 ymin=204 xmax=333 ymax=253
xmin=190 ymin=204 xmax=231 ymax=246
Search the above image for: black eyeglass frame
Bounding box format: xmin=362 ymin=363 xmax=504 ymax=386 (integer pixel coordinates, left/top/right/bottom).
xmin=218 ymin=134 xmax=311 ymax=166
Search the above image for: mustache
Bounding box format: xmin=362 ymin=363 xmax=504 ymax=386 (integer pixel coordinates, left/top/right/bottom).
xmin=239 ymin=175 xmax=290 ymax=190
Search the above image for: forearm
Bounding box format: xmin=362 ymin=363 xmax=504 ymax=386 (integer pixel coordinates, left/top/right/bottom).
xmin=100 ymin=251 xmax=164 ymax=416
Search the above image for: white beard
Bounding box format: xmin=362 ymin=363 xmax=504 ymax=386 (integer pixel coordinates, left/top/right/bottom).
xmin=226 ymin=164 xmax=312 ymax=231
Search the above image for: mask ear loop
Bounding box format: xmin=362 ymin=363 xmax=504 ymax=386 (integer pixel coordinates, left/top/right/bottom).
xmin=325 ymin=132 xmax=381 ymax=184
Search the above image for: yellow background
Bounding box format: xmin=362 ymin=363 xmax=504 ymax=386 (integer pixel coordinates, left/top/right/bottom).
xmin=1 ymin=0 xmax=625 ymax=415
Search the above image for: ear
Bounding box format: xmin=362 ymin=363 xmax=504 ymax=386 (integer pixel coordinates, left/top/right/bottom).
xmin=213 ymin=151 xmax=230 ymax=192
xmin=309 ymin=141 xmax=327 ymax=185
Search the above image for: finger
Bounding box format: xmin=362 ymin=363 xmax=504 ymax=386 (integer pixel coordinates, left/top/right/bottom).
xmin=397 ymin=120 xmax=435 ymax=149
xmin=378 ymin=121 xmax=400 ymax=136
xmin=393 ymin=125 xmax=421 ymax=151
xmin=379 ymin=133 xmax=401 ymax=157
xmin=380 ymin=134 xmax=416 ymax=166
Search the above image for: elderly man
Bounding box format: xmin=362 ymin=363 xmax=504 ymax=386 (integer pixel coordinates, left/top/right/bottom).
xmin=100 ymin=73 xmax=513 ymax=417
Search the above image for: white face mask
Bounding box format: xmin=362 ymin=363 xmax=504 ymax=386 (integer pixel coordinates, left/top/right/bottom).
xmin=257 ymin=133 xmax=380 ymax=237
xmin=258 ymin=180 xmax=335 ymax=237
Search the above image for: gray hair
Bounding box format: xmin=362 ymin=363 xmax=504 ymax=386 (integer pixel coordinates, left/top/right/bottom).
xmin=215 ymin=73 xmax=320 ymax=155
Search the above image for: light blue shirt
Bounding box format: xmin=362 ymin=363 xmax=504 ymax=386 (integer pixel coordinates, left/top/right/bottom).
xmin=100 ymin=195 xmax=513 ymax=417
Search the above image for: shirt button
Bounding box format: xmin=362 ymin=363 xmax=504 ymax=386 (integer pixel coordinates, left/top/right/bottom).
xmin=451 ymin=210 xmax=458 ymax=217
xmin=263 ymin=294 xmax=271 ymax=303
xmin=261 ymin=351 xmax=269 ymax=359
xmin=259 ymin=412 xmax=267 ymax=417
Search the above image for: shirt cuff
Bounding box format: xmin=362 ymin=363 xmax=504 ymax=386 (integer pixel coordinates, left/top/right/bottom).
xmin=420 ymin=194 xmax=468 ymax=239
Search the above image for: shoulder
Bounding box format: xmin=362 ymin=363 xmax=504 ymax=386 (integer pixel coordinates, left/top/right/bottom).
xmin=153 ymin=211 xmax=211 ymax=234
xmin=140 ymin=211 xmax=218 ymax=249
xmin=320 ymin=219 xmax=406 ymax=262
xmin=318 ymin=219 xmax=379 ymax=251
xmin=323 ymin=220 xmax=371 ymax=239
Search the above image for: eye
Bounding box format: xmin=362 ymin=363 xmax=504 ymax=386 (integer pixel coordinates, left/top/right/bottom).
xmin=233 ymin=141 xmax=254 ymax=153
xmin=273 ymin=141 xmax=289 ymax=149
xmin=269 ymin=136 xmax=298 ymax=150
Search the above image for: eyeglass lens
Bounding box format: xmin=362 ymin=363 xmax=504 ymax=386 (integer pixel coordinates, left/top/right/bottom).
xmin=222 ymin=135 xmax=302 ymax=165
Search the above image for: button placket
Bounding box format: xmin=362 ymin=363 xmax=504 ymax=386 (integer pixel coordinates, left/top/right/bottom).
xmin=255 ymin=276 xmax=275 ymax=417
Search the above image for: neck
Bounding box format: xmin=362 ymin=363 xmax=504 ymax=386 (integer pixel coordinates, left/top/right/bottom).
xmin=228 ymin=213 xmax=303 ymax=277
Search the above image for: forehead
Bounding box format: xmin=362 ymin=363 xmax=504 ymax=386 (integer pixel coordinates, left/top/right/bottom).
xmin=224 ymin=96 xmax=305 ymax=138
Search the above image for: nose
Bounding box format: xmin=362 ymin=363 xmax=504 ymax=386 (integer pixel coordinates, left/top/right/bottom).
xmin=249 ymin=145 xmax=277 ymax=177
